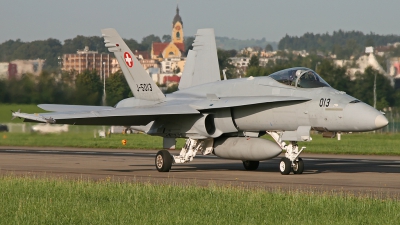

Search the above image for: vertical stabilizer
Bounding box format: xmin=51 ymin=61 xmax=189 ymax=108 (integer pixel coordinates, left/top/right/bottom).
xmin=179 ymin=28 xmax=220 ymax=89
xmin=101 ymin=28 xmax=165 ymax=102
xmin=178 ymin=50 xmax=196 ymax=90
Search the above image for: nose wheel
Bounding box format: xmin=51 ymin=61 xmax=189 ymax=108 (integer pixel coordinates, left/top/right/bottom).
xmin=267 ymin=132 xmax=307 ymax=175
xmin=279 ymin=158 xmax=291 ymax=175
xmin=292 ymin=158 xmax=304 ymax=174
xmin=279 ymin=157 xmax=304 ymax=175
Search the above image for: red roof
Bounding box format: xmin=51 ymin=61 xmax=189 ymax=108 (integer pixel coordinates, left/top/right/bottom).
xmin=152 ymin=42 xmax=186 ymax=57
xmin=152 ymin=43 xmax=169 ymax=57
xmin=134 ymin=50 xmax=150 ymax=60
xmin=163 ymin=75 xmax=181 ymax=84
xmin=174 ymin=43 xmax=185 ymax=52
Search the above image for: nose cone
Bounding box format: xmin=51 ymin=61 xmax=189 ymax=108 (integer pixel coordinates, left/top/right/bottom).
xmin=342 ymin=102 xmax=388 ymax=132
xmin=375 ymin=114 xmax=388 ymax=129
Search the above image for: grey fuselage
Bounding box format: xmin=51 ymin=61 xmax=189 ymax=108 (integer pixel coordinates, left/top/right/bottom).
xmin=121 ymin=76 xmax=385 ymax=138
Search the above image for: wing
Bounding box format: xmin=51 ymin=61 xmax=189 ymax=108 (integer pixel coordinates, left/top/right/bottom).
xmin=13 ymin=96 xmax=309 ymax=126
xmin=12 ymin=104 xmax=199 ymax=126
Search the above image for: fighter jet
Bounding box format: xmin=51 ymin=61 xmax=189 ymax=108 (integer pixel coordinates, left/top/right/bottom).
xmin=12 ymin=28 xmax=388 ymax=175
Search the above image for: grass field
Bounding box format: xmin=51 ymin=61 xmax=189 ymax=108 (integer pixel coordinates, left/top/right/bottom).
xmin=302 ymin=132 xmax=400 ymax=155
xmin=0 ymin=175 xmax=399 ymax=225
xmin=0 ymin=132 xmax=187 ymax=149
xmin=0 ymin=104 xmax=46 ymax=123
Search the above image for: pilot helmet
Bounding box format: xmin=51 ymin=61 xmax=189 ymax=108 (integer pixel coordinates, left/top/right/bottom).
xmin=295 ymin=70 xmax=303 ymax=77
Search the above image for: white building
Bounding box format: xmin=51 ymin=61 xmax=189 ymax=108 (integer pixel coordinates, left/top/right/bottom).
xmin=11 ymin=59 xmax=45 ymax=78
xmin=230 ymin=57 xmax=250 ymax=68
xmin=0 ymin=63 xmax=9 ymax=79
xmin=160 ymin=57 xmax=186 ymax=73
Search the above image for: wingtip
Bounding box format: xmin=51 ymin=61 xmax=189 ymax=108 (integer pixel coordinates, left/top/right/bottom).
xmin=11 ymin=109 xmax=21 ymax=120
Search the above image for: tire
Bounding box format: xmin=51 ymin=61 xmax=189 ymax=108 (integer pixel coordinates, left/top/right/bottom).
xmin=293 ymin=158 xmax=304 ymax=174
xmin=279 ymin=157 xmax=291 ymax=175
xmin=155 ymin=150 xmax=172 ymax=172
xmin=242 ymin=160 xmax=259 ymax=170
xmin=126 ymin=129 xmax=132 ymax=134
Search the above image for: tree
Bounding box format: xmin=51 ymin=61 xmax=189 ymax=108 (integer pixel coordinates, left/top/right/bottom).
xmin=173 ymin=66 xmax=181 ymax=74
xmin=0 ymin=39 xmax=24 ymax=61
xmin=6 ymin=74 xmax=36 ymax=104
xmin=141 ymin=35 xmax=161 ymax=51
xmin=217 ymin=49 xmax=236 ymax=78
xmin=124 ymin=38 xmax=143 ymax=51
xmin=394 ymin=90 xmax=400 ymax=107
xmin=226 ymin=49 xmax=238 ymax=57
xmin=184 ymin=36 xmax=195 ymax=55
xmin=0 ymin=79 xmax=7 ymax=103
xmin=248 ymin=55 xmax=260 ymax=68
xmin=351 ymin=67 xmax=394 ymax=109
xmin=74 ymin=70 xmax=102 ymax=105
xmin=34 ymin=71 xmax=64 ymax=104
xmin=277 ymin=30 xmax=400 ymax=58
xmin=10 ymin=38 xmax=62 ymax=71
xmin=246 ymin=66 xmax=270 ymax=77
xmin=365 ymin=38 xmax=375 ymax=47
xmin=265 ymin=44 xmax=273 ymax=52
xmin=162 ymin=35 xmax=171 ymax=43
xmin=317 ymin=59 xmax=351 ymax=93
xmin=165 ymin=84 xmax=178 ymax=93
xmin=106 ymin=71 xmax=131 ymax=106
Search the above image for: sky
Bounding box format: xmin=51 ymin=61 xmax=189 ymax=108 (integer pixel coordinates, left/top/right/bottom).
xmin=1 ymin=0 xmax=400 ymax=43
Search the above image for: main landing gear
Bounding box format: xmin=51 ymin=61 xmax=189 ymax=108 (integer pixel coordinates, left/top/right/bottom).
xmin=268 ymin=132 xmax=306 ymax=175
xmin=154 ymin=138 xmax=213 ymax=172
xmin=155 ymin=150 xmax=173 ymax=172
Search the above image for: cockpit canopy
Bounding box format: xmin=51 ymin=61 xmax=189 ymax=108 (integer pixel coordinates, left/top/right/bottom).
xmin=268 ymin=67 xmax=330 ymax=88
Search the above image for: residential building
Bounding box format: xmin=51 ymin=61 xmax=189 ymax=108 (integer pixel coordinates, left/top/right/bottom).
xmin=62 ymin=46 xmax=112 ymax=79
xmin=160 ymin=57 xmax=185 ymax=73
xmin=230 ymin=57 xmax=250 ymax=68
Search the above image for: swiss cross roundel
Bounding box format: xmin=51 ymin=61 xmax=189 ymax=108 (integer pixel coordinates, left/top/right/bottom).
xmin=124 ymin=52 xmax=133 ymax=67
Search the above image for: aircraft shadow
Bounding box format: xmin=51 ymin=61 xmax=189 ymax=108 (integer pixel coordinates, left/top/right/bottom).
xmin=101 ymin=158 xmax=400 ymax=174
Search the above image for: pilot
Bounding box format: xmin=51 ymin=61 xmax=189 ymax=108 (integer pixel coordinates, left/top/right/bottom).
xmin=287 ymin=70 xmax=297 ymax=86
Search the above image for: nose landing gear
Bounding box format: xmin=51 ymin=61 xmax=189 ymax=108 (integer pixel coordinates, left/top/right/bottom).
xmin=268 ymin=131 xmax=306 ymax=175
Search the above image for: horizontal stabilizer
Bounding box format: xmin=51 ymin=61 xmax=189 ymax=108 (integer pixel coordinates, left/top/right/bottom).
xmin=38 ymin=104 xmax=114 ymax=112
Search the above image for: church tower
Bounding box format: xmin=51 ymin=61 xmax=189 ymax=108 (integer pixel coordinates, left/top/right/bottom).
xmin=172 ymin=6 xmax=184 ymax=43
xmin=151 ymin=5 xmax=185 ymax=60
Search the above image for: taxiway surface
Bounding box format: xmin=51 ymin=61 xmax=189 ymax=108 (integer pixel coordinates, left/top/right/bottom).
xmin=0 ymin=146 xmax=399 ymax=196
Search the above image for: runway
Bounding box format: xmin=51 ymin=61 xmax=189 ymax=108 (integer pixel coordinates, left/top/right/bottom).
xmin=0 ymin=146 xmax=399 ymax=196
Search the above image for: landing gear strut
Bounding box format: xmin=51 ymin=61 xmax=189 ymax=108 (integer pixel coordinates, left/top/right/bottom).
xmin=268 ymin=132 xmax=306 ymax=175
